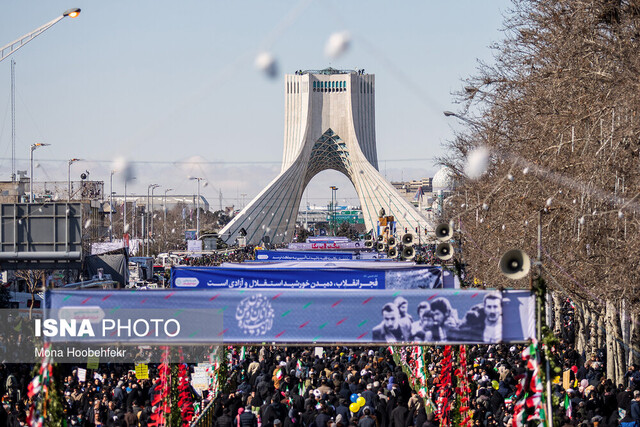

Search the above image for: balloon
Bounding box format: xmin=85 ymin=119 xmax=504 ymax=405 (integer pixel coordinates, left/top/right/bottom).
xmin=349 ymin=403 xmax=359 ymax=413
xmin=356 ymin=396 xmax=365 ymax=407
xmin=350 ymin=394 xmax=358 ymax=403
xmin=492 ymin=380 xmax=499 ymax=390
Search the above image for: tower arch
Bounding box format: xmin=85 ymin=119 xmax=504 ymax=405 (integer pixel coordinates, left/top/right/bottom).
xmin=221 ymin=68 xmax=433 ymax=244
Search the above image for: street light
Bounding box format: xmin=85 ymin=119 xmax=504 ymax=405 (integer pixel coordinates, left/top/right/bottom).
xmin=151 ymin=184 xmax=160 ymax=247
xmin=29 ymin=143 xmax=50 ymax=203
xmin=109 ymin=170 xmax=115 ymax=242
xmin=330 ymin=186 xmax=338 ymax=236
xmin=164 ymin=188 xmax=173 ymax=238
xmin=1 ymin=8 xmax=81 ymax=63
xmin=189 ymin=177 xmax=203 ymax=240
xmin=67 ymin=158 xmax=82 ymax=202
xmin=146 ymin=184 xmax=159 ymax=256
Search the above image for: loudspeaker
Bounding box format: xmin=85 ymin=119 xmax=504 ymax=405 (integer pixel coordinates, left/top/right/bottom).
xmin=262 ymin=236 xmax=270 ymax=244
xmin=435 ymin=223 xmax=453 ymax=242
xmin=364 ymin=234 xmax=373 ymax=241
xmin=402 ymin=233 xmax=415 ymax=246
xmin=387 ymin=236 xmax=397 ymax=248
xmin=435 ymin=242 xmax=453 ymax=261
xmin=499 ymin=249 xmax=531 ymax=280
xmin=402 ymin=246 xmax=415 ymax=261
xmin=376 ymin=242 xmax=385 ymax=252
xmin=377 ymin=235 xmax=384 ymax=242
xmin=364 ymin=240 xmax=374 ymax=248
xmin=387 ymin=247 xmax=398 ymax=258
xmin=239 ymin=228 xmax=247 ymax=237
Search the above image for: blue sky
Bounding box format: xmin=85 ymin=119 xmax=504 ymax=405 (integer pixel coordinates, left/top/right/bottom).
xmin=0 ymin=1 xmax=512 ymax=209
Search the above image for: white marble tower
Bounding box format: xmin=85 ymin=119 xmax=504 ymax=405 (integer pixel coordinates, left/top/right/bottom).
xmin=221 ymin=68 xmax=433 ymax=244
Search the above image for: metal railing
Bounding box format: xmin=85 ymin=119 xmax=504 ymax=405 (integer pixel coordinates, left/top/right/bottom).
xmin=191 ymin=398 xmax=215 ymax=427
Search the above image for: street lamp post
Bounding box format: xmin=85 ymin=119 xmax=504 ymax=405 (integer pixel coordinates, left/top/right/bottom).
xmin=124 ymin=180 xmax=127 ymax=236
xmin=1 ymin=8 xmax=81 ymax=63
xmin=330 ymin=186 xmax=338 ymax=235
xmin=151 ymin=184 xmax=160 ymax=249
xmin=146 ymin=184 xmax=158 ymax=257
xmin=190 ymin=177 xmax=203 ymax=239
xmin=29 ymin=143 xmax=50 ymax=203
xmin=164 ymin=188 xmax=173 ymax=238
xmin=67 ymin=158 xmax=81 ymax=202
xmin=109 ymin=170 xmax=114 ymax=242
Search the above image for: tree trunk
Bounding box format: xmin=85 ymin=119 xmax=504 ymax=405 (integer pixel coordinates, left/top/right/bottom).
xmin=614 ymin=301 xmax=626 ymax=385
xmin=630 ymin=311 xmax=640 ymax=366
xmin=588 ymin=302 xmax=599 ymax=357
xmin=29 ymin=292 xmax=34 ymax=320
xmin=606 ymin=299 xmax=615 ymax=381
xmin=621 ymin=300 xmax=631 ymax=365
xmin=596 ymin=302 xmax=606 ymax=351
xmin=552 ymin=292 xmax=563 ymax=335
xmin=605 ymin=299 xmax=626 ymax=384
xmin=576 ymin=301 xmax=586 ymax=358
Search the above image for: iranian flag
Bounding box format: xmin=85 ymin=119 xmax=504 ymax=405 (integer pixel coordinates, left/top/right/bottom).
xmin=563 ymin=394 xmax=572 ymax=419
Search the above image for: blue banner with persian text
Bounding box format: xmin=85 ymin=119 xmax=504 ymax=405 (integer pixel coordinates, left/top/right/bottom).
xmin=45 ymin=289 xmax=535 ymax=345
xmin=255 ymin=250 xmax=354 ymax=261
xmin=171 ymin=265 xmax=454 ymax=290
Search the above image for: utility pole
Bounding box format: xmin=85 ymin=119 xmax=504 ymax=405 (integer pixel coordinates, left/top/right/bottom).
xmin=109 ymin=171 xmax=114 ymax=242
xmin=10 ymin=59 xmax=15 ymax=181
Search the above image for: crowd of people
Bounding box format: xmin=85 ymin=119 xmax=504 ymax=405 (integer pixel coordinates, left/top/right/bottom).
xmin=2 ymin=243 xmax=640 ymax=426
xmin=0 ymin=339 xmax=639 ymax=426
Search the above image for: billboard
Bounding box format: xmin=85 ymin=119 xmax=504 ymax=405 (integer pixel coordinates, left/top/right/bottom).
xmin=255 ymin=250 xmax=354 ymax=261
xmin=44 ymin=288 xmax=535 ymax=345
xmin=171 ymin=264 xmax=456 ymax=290
xmin=288 ymin=241 xmax=365 ymax=250
xmin=0 ymin=203 xmax=83 ymax=269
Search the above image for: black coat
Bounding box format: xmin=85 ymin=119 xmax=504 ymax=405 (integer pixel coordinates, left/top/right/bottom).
xmin=215 ymin=414 xmax=234 ymax=427
xmin=390 ymin=406 xmax=410 ymax=427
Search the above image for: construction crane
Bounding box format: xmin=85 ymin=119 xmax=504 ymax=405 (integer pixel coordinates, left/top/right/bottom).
xmin=0 ymin=8 xmax=81 ymax=63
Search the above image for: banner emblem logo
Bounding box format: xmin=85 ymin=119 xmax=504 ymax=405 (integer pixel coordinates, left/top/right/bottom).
xmin=235 ymin=294 xmax=274 ymax=335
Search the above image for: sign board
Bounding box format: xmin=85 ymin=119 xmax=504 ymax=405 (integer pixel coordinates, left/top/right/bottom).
xmin=288 ymin=242 xmax=364 ymax=250
xmin=191 ymin=364 xmax=210 ymax=394
xmin=0 ymin=203 xmax=83 ymax=269
xmin=187 ymin=240 xmax=203 ymax=253
xmin=77 ymin=368 xmax=87 ymax=383
xmin=87 ymin=356 xmax=99 ymax=369
xmin=135 ymin=363 xmax=149 ymax=380
xmin=171 ymin=264 xmax=456 ymax=289
xmin=256 ymin=250 xmax=354 ymax=261
xmin=46 ymin=288 xmax=535 ymax=345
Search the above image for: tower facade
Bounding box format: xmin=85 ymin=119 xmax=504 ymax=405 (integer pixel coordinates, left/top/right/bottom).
xmin=221 ymin=68 xmax=433 ymax=244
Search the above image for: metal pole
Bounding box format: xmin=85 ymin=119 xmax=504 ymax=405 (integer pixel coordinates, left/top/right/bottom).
xmin=29 ymin=146 xmax=34 ymax=203
xmin=151 ymin=185 xmax=158 ymax=243
xmin=146 ymin=186 xmax=151 ymax=257
xmin=330 ymin=190 xmax=334 ymax=236
xmin=68 ymin=161 xmax=71 ymax=202
xmin=164 ymin=188 xmax=172 ymax=240
xmin=536 ymin=209 xmax=554 ymax=427
xmin=196 ymin=179 xmax=201 ymax=240
xmin=124 ymin=181 xmax=127 ymax=236
xmin=109 ymin=171 xmax=113 ymax=242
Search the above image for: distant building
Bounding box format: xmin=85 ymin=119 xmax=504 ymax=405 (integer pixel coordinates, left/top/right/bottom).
xmin=391 ymin=178 xmax=433 ymax=206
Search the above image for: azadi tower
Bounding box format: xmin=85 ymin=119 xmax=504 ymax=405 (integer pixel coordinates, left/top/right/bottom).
xmin=221 ymin=68 xmax=433 ymax=244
